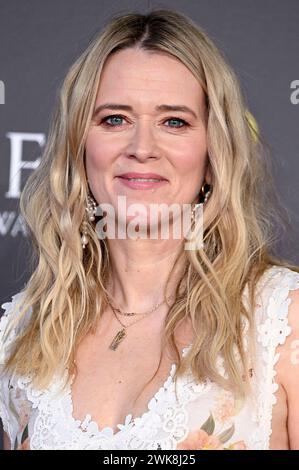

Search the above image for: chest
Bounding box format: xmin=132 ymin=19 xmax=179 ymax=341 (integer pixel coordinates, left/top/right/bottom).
xmin=70 ymin=314 xmax=193 ymax=434
xmin=19 ymin=309 xmax=289 ymax=449
xmin=17 ymin=346 xmax=289 ymax=450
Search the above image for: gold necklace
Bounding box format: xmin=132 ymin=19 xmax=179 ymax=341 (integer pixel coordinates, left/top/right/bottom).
xmin=106 ymin=295 xmax=174 ymax=317
xmin=108 ymin=296 xmax=174 ymax=351
xmin=108 ymin=304 xmax=150 ymax=350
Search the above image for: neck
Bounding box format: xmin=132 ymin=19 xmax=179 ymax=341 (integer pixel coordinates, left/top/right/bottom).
xmin=105 ymin=236 xmax=187 ymax=313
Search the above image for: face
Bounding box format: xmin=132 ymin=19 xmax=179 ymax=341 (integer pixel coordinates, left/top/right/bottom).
xmin=85 ymin=47 xmax=211 ymax=231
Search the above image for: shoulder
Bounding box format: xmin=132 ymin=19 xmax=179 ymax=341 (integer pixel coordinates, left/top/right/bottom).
xmin=1 ymin=291 xmax=27 ymax=321
xmin=0 ymin=290 xmax=30 ymax=365
xmin=276 ymin=286 xmax=299 ymax=374
xmin=0 ymin=292 xmax=35 ymax=450
xmin=258 ymin=264 xmax=299 ymax=369
xmin=256 ymin=264 xmax=299 ymax=295
xmin=268 ymin=269 xmax=299 ymax=382
xmin=254 ymin=265 xmax=299 ymax=324
xmin=253 ymin=265 xmax=299 ymax=345
xmin=257 ymin=265 xmax=299 ymax=449
xmin=244 ymin=264 xmax=299 ymax=449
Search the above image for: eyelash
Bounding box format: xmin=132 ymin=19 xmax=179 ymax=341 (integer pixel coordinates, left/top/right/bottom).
xmin=99 ymin=114 xmax=190 ymax=129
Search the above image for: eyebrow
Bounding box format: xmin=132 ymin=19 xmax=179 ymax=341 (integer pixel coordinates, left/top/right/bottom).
xmin=92 ymin=103 xmax=199 ymax=119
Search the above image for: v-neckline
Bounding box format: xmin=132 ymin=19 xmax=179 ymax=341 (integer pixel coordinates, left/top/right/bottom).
xmin=66 ymin=342 xmax=193 ymax=439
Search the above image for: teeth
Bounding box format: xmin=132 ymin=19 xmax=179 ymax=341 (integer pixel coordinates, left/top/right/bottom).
xmin=125 ymin=178 xmax=163 ymax=182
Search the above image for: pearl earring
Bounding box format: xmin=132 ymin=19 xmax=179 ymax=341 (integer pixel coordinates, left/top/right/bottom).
xmin=190 ymin=183 xmax=212 ymax=225
xmin=81 ymin=194 xmax=97 ymax=249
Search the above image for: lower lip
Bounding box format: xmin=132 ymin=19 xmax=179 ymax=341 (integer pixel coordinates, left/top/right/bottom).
xmin=116 ymin=177 xmax=168 ymax=190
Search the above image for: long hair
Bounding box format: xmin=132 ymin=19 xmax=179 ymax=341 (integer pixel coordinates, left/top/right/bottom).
xmin=2 ymin=8 xmax=299 ymax=400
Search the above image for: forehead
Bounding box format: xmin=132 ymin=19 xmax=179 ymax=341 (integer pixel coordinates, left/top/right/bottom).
xmin=96 ymin=48 xmax=205 ymax=109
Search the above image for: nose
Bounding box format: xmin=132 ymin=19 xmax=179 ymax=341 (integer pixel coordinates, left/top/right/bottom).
xmin=125 ymin=119 xmax=160 ymax=162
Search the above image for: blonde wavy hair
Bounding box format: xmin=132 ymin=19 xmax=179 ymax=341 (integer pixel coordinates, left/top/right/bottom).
xmin=3 ymin=8 xmax=299 ymax=401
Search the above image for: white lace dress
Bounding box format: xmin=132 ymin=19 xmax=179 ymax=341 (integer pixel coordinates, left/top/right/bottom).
xmin=1 ymin=265 xmax=299 ymax=450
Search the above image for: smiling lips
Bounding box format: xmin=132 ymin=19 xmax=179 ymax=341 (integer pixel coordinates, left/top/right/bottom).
xmin=116 ymin=172 xmax=168 ymax=190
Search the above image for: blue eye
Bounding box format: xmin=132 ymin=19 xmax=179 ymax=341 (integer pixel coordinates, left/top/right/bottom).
xmin=166 ymin=118 xmax=188 ymax=128
xmin=101 ymin=115 xmax=124 ymax=126
xmin=99 ymin=114 xmax=189 ymax=129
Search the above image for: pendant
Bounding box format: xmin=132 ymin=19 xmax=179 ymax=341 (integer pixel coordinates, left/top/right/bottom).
xmin=109 ymin=328 xmax=126 ymax=351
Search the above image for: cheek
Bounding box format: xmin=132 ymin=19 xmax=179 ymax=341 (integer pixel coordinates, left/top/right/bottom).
xmin=85 ymin=130 xmax=115 ymax=175
xmin=85 ymin=131 xmax=117 ymax=203
xmin=173 ymin=138 xmax=207 ymax=178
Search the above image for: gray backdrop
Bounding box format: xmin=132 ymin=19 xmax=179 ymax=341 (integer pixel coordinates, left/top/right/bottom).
xmin=0 ymin=0 xmax=298 ymax=448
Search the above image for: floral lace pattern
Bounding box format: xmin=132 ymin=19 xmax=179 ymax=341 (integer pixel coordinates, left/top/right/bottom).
xmin=249 ymin=267 xmax=299 ymax=449
xmin=1 ymin=266 xmax=299 ymax=450
xmin=16 ymin=345 xmax=212 ymax=450
xmin=0 ymin=292 xmax=33 ymax=449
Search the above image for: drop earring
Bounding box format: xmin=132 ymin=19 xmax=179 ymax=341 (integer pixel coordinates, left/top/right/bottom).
xmin=191 ymin=182 xmax=212 ymax=225
xmin=81 ymin=193 xmax=97 ymax=249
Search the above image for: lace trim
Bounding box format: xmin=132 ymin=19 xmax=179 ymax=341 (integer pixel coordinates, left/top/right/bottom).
xmin=0 ymin=292 xmax=26 ymax=364
xmin=17 ymin=344 xmax=212 ymax=449
xmin=0 ymin=292 xmax=27 ymax=446
xmin=1 ymin=293 xmax=211 ymax=449
xmin=3 ymin=265 xmax=298 ymax=449
xmin=254 ymin=267 xmax=299 ymax=449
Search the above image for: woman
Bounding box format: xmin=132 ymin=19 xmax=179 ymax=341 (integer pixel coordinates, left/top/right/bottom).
xmin=1 ymin=9 xmax=299 ymax=451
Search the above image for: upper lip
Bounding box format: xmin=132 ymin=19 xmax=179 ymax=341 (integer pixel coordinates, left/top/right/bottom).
xmin=116 ymin=172 xmax=168 ymax=181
